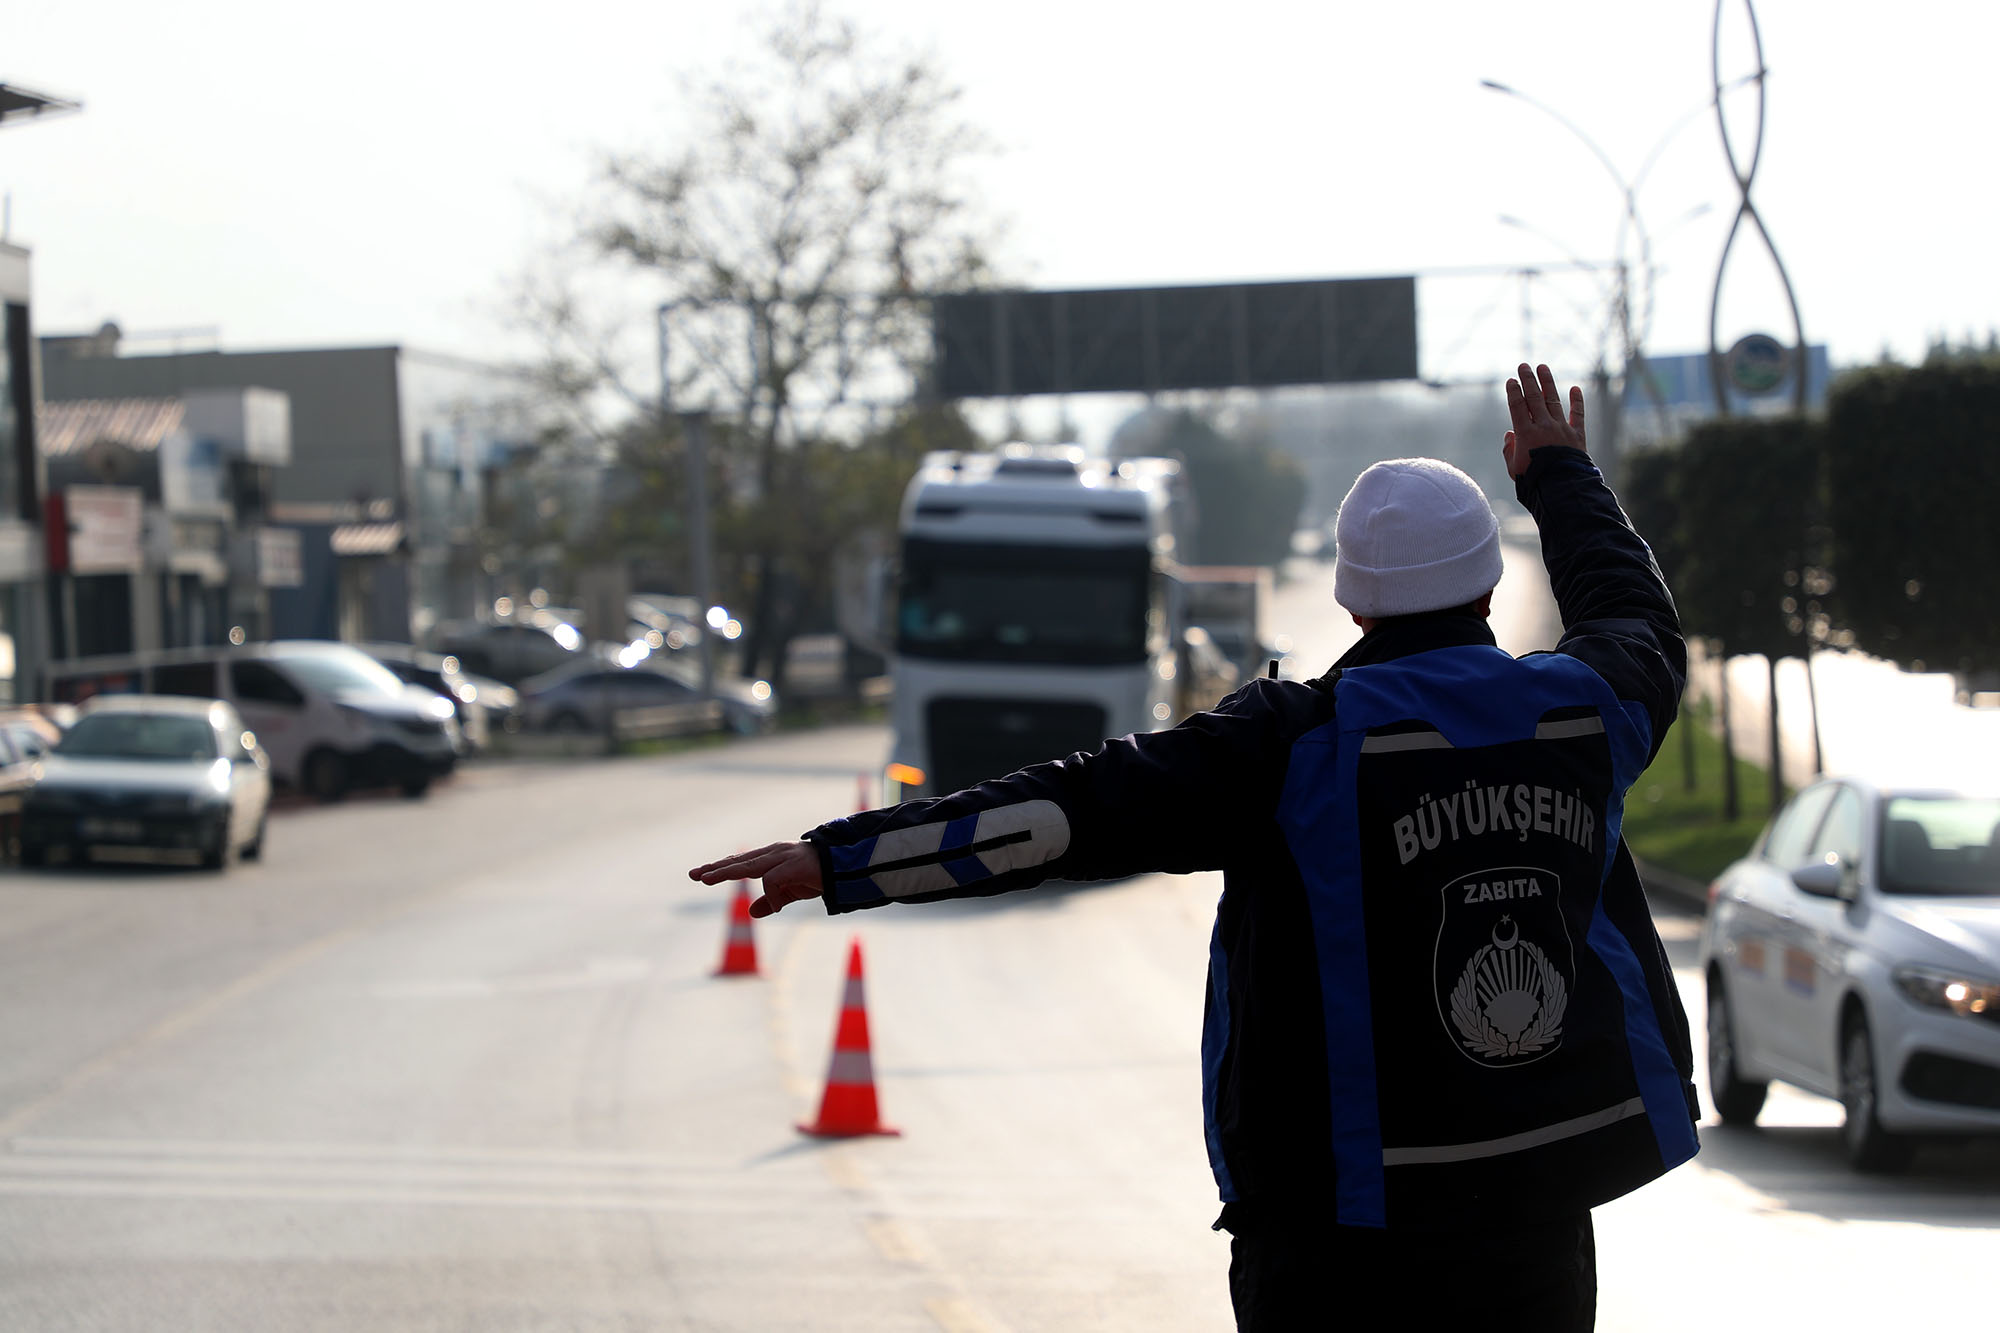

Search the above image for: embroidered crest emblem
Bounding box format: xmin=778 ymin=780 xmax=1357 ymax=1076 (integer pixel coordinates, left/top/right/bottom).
xmin=1434 ymin=868 xmax=1574 ymax=1067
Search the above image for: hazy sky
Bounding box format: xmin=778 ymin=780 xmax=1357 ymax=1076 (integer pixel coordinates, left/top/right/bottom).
xmin=4 ymin=0 xmax=1992 ymax=437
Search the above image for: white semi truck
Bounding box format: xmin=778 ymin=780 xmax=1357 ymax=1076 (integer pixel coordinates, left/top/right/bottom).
xmin=882 ymin=445 xmax=1183 ymax=801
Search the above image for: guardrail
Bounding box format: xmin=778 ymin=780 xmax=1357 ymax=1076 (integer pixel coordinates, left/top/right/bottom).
xmin=485 ymin=700 xmax=725 ymax=759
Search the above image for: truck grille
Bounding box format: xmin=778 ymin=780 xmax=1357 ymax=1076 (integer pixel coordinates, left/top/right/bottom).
xmin=925 ymin=697 xmax=1109 ymax=796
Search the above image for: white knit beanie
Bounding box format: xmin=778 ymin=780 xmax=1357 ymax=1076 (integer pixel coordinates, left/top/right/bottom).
xmin=1333 ymin=458 xmax=1503 ymax=618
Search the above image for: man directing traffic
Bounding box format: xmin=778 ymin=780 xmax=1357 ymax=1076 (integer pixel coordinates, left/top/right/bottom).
xmin=691 ymin=363 xmax=1699 ymax=1330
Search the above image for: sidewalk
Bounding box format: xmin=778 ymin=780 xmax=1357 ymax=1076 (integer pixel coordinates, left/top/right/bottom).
xmin=1687 ymin=643 xmax=2000 ymax=793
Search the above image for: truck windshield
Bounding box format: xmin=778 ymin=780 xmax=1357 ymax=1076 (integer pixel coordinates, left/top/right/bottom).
xmin=897 ymin=540 xmax=1151 ymax=666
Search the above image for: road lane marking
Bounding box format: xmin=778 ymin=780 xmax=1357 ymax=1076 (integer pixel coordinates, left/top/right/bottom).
xmin=925 ymin=1297 xmax=1007 ymax=1333
xmin=770 ymin=919 xmax=814 ymax=1102
xmin=822 ymin=1147 xmax=868 ymax=1192
xmin=0 ymin=911 xmax=395 ymax=1140
xmin=0 ymin=1175 xmax=876 ymax=1214
xmin=370 ymin=955 xmax=655 ymax=998
xmin=865 ymin=1216 xmax=927 ymax=1263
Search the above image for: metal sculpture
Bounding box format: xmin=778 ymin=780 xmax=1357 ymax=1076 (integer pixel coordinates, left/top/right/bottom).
xmin=1708 ymin=0 xmax=1807 ymax=414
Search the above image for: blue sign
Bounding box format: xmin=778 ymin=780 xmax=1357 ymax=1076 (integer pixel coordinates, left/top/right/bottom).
xmin=1622 ymin=343 xmax=1829 ymax=424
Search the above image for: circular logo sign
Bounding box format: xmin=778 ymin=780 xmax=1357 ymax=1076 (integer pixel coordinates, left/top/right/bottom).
xmin=1726 ymin=333 xmax=1791 ymax=396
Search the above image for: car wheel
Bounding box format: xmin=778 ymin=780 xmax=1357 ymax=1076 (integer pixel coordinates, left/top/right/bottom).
xmin=1840 ymin=1013 xmax=1915 ymax=1173
xmin=303 ymin=748 xmax=350 ymax=803
xmin=1706 ymin=978 xmax=1769 ymax=1126
xmin=19 ymin=840 xmax=45 ymax=868
xmin=400 ymin=776 xmax=431 ymax=799
xmin=550 ymin=710 xmax=589 ymax=736
xmin=241 ymin=813 xmax=267 ymax=862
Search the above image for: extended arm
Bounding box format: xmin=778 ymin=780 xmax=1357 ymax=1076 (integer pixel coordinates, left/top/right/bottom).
xmin=1505 ymin=363 xmax=1686 ymax=758
xmin=690 ymin=679 xmax=1309 ymax=917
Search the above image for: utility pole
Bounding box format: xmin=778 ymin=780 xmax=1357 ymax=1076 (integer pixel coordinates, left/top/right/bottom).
xmin=659 ymin=304 xmax=717 ymax=700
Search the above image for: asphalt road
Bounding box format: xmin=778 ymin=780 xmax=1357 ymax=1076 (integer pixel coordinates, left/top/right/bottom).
xmin=1 ymin=555 xmax=1994 ymax=1330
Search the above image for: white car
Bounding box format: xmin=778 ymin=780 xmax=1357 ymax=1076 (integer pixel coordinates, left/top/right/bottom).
xmin=18 ymin=696 xmax=273 ymax=870
xmin=46 ymin=642 xmax=459 ymax=801
xmin=1699 ymin=776 xmax=2000 ymax=1170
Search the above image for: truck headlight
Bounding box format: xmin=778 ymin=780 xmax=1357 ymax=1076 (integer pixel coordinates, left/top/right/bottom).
xmin=1893 ymin=966 xmax=2000 ymax=1018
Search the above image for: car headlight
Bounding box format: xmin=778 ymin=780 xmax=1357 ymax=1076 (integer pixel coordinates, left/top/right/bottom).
xmin=1893 ymin=966 xmax=2000 ymax=1018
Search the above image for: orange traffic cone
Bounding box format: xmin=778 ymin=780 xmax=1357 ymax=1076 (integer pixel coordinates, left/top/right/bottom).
xmin=714 ymin=880 xmax=759 ymax=977
xmin=799 ymin=938 xmax=900 ymax=1137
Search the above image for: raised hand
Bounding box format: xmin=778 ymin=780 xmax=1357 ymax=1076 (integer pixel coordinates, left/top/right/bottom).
xmin=1503 ymin=362 xmax=1587 ymax=479
xmin=689 ymin=840 xmax=825 ymax=918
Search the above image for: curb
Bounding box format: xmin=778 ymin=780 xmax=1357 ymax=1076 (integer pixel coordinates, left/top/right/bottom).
xmin=1636 ymin=858 xmax=1710 ymax=916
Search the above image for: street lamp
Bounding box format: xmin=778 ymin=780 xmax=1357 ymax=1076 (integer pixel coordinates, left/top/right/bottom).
xmin=1480 ymin=73 xmax=1761 ymax=454
xmin=1496 ymin=214 xmax=1623 ymax=363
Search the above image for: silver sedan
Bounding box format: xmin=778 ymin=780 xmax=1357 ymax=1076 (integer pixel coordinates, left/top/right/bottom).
xmin=1699 ymin=776 xmax=2000 ymax=1171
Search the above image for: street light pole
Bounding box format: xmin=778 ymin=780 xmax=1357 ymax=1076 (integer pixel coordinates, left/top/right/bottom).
xmin=1481 ymin=72 xmax=1765 ymax=455
xmin=659 ymin=304 xmax=717 ymax=701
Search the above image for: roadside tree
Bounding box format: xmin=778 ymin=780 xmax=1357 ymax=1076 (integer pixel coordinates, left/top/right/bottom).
xmin=1824 ymin=354 xmax=2000 ymax=688
xmin=522 ymin=1 xmax=1000 ymax=685
xmin=1671 ymin=415 xmax=1825 ymax=817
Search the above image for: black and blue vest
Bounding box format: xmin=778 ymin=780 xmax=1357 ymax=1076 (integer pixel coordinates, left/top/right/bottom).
xmin=1209 ymin=643 xmax=1697 ymax=1228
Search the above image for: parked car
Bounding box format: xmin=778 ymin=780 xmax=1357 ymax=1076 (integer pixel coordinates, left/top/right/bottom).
xmin=0 ymin=706 xmax=67 ymax=759
xmin=625 ymin=596 xmax=708 ymax=655
xmin=0 ymin=717 xmax=48 ymax=860
xmin=46 ymin=641 xmax=458 ymax=802
xmin=519 ymin=659 xmax=776 ymax=738
xmin=357 ymin=643 xmax=517 ymax=752
xmin=432 ymin=620 xmax=584 ymax=686
xmin=18 ymin=695 xmax=272 ymax=869
xmin=1700 ymin=776 xmax=2000 ymax=1171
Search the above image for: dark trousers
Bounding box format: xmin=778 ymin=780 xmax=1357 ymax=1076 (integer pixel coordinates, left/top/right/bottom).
xmin=1226 ymin=1211 xmax=1595 ymax=1332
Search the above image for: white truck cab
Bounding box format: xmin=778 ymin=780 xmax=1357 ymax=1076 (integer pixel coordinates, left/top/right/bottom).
xmin=884 ymin=445 xmax=1183 ymax=800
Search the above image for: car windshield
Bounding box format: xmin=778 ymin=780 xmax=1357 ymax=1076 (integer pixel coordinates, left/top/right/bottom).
xmin=57 ymin=713 xmax=218 ymax=762
xmin=273 ymin=649 xmax=406 ymax=697
xmin=1879 ymin=796 xmax=2000 ymax=896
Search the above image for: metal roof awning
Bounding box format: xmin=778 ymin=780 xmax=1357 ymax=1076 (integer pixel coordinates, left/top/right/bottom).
xmin=330 ymin=521 xmax=406 ymax=558
xmin=38 ymin=398 xmax=186 ymax=456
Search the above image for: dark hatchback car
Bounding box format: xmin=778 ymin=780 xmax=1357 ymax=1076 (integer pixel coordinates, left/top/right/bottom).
xmin=358 ymin=643 xmax=519 ymax=752
xmin=519 ymin=660 xmax=777 ymax=738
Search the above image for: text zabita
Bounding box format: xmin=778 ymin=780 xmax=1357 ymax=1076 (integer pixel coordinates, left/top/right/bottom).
xmin=1394 ymin=780 xmax=1596 ymax=866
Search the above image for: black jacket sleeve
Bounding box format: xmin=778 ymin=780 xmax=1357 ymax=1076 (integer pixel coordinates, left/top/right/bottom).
xmin=804 ymin=678 xmax=1313 ymax=913
xmin=1518 ymin=447 xmax=1687 ymax=762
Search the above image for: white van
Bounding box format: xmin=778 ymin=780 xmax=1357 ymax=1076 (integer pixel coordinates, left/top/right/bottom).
xmin=45 ymin=641 xmax=459 ymax=801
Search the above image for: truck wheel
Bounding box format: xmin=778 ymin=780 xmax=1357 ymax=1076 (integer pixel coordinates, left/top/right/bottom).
xmin=303 ymin=749 xmax=350 ymax=803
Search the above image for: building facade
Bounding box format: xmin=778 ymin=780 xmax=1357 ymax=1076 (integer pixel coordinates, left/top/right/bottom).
xmin=0 ymin=242 xmax=55 ymax=703
xmin=38 ymin=388 xmax=292 ymax=658
xmin=39 ymin=337 xmax=533 ymax=649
